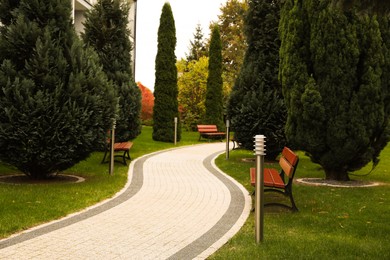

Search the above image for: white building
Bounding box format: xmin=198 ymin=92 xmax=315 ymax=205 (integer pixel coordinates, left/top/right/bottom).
xmin=72 ymin=0 xmax=97 ymax=35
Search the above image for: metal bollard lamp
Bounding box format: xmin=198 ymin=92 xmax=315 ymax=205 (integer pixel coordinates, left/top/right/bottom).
xmin=109 ymin=120 xmax=116 ymax=175
xmin=254 ymin=135 xmax=266 ymax=243
xmin=174 ymin=117 xmax=178 ymax=145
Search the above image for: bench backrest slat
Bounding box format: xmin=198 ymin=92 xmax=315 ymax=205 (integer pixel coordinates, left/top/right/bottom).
xmin=279 ymin=157 xmax=294 ymax=178
xmin=279 ymin=147 xmax=299 ymax=179
xmin=282 ymin=147 xmax=299 ymax=166
xmin=197 ymin=125 xmax=219 ymax=133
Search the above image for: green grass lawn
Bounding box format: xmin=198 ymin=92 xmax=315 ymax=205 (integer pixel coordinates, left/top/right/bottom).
xmin=1 ymin=128 xmax=389 ymax=260
xmin=0 ymin=126 xmax=200 ymax=239
xmin=211 ymin=144 xmax=390 ymax=259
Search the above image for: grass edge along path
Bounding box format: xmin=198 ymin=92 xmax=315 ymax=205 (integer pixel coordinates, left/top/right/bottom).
xmin=0 ymin=126 xmax=200 ymax=239
xmin=210 ymin=144 xmax=390 ymax=259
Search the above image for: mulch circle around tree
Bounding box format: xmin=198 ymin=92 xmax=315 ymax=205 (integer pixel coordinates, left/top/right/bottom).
xmin=296 ymin=178 xmax=383 ymax=188
xmin=0 ymin=174 xmax=85 ymax=185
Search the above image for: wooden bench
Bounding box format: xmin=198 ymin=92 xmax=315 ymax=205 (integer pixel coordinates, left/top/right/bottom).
xmin=250 ymin=147 xmax=299 ymax=211
xmin=101 ymin=141 xmax=133 ymax=166
xmin=197 ymin=125 xmax=226 ymax=141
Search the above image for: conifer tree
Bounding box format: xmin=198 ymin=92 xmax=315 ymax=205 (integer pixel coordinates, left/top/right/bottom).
xmin=205 ymin=25 xmax=225 ymax=131
xmin=279 ymin=0 xmax=389 ymax=180
xmin=82 ymin=0 xmax=141 ymax=142
xmin=227 ymin=0 xmax=285 ymax=160
xmin=186 ymin=24 xmax=207 ymax=62
xmin=0 ymin=0 xmax=116 ymax=179
xmin=153 ymin=3 xmax=181 ymax=142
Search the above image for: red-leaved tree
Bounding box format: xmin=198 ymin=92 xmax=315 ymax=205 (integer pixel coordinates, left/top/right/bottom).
xmin=137 ymin=82 xmax=154 ymax=123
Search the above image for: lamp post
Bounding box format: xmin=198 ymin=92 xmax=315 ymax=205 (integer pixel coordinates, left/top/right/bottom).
xmin=254 ymin=135 xmax=266 ymax=243
xmin=174 ymin=117 xmax=178 ymax=145
xmin=226 ymin=119 xmax=230 ymax=160
xmin=109 ymin=120 xmax=116 ymax=175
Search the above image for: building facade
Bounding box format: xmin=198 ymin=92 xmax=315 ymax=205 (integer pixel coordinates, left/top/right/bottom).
xmin=72 ymin=0 xmax=97 ymax=35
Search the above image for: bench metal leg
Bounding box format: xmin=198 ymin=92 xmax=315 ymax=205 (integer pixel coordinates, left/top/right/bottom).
xmin=101 ymin=150 xmax=109 ymax=164
xmin=102 ymin=150 xmax=131 ymax=166
xmin=251 ymin=187 xmax=298 ymax=212
xmin=264 ymin=188 xmax=298 ymax=212
xmin=120 ymin=150 xmax=131 ymax=165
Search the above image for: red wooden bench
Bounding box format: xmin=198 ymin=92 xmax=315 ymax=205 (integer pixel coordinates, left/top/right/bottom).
xmin=197 ymin=125 xmax=226 ymax=141
xmin=250 ymin=147 xmax=299 ymax=211
xmin=101 ymin=141 xmax=133 ymax=166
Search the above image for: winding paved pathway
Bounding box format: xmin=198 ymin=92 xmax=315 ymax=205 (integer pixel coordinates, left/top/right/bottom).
xmin=0 ymin=143 xmax=251 ymax=259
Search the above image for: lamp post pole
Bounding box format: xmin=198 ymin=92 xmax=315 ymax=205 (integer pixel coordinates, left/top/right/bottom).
xmin=174 ymin=117 xmax=178 ymax=145
xmin=254 ymin=135 xmax=266 ymax=243
xmin=226 ymin=119 xmax=230 ymax=160
xmin=109 ymin=121 xmax=116 ymax=175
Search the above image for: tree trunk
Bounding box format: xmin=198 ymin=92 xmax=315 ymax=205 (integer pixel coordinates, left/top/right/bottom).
xmin=324 ymin=169 xmax=350 ymax=181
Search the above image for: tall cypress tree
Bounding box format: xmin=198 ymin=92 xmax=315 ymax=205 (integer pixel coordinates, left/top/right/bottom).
xmin=279 ymin=0 xmax=389 ymax=180
xmin=227 ymin=0 xmax=285 ymax=160
xmin=0 ymin=0 xmax=116 ymax=179
xmin=82 ymin=0 xmax=141 ymax=142
xmin=153 ymin=3 xmax=181 ymax=142
xmin=204 ymin=25 xmax=224 ymax=130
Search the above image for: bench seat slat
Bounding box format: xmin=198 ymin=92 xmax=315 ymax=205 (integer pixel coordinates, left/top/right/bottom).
xmin=265 ymin=169 xmax=285 ymax=188
xmin=114 ymin=142 xmax=133 ymax=151
xmin=250 ymin=168 xmax=285 ymax=189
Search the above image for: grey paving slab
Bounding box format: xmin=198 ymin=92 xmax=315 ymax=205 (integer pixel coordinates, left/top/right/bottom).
xmin=0 ymin=143 xmax=251 ymax=260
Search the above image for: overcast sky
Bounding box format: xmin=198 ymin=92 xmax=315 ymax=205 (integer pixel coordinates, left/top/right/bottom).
xmin=135 ymin=0 xmax=227 ymax=91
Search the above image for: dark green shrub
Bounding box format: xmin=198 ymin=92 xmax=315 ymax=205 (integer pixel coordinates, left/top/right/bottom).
xmin=0 ymin=0 xmax=116 ymax=179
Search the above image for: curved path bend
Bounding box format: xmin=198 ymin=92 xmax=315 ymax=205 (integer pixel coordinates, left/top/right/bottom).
xmin=0 ymin=143 xmax=251 ymax=259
